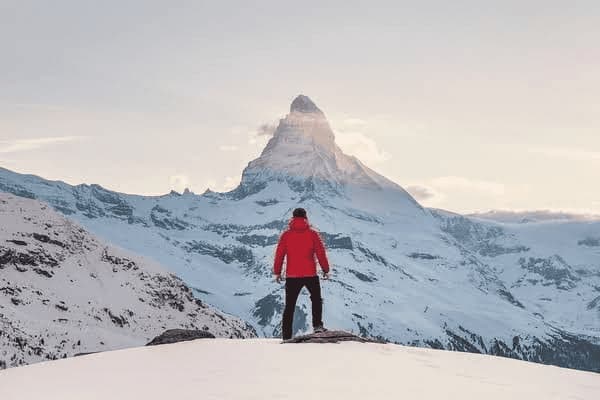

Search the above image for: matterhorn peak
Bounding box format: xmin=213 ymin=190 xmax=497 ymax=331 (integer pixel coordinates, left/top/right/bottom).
xmin=235 ymin=94 xmax=418 ymax=204
xmin=290 ymin=94 xmax=323 ymax=114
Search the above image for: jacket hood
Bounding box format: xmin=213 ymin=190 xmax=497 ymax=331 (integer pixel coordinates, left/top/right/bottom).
xmin=289 ymin=217 xmax=309 ymax=231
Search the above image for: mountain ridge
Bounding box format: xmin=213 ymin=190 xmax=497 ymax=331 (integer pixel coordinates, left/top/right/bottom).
xmin=0 ymin=193 xmax=255 ymax=369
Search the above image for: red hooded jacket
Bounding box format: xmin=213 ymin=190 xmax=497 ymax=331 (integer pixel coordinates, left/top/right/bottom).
xmin=273 ymin=217 xmax=330 ymax=277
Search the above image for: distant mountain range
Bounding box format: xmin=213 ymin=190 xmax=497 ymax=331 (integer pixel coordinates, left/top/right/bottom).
xmin=1 ymin=95 xmax=599 ymax=371
xmin=468 ymin=209 xmax=600 ymax=224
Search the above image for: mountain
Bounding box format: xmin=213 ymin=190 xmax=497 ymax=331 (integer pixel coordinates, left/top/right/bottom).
xmin=1 ymin=95 xmax=599 ymax=371
xmin=1 ymin=339 xmax=599 ymax=400
xmin=468 ymin=210 xmax=600 ymax=224
xmin=0 ymin=193 xmax=255 ymax=369
xmin=240 ymin=94 xmax=414 ymax=197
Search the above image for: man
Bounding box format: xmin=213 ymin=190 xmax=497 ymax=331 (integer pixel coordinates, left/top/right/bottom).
xmin=274 ymin=207 xmax=330 ymax=340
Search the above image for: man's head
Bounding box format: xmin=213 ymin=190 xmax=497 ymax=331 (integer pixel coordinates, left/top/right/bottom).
xmin=293 ymin=207 xmax=307 ymax=219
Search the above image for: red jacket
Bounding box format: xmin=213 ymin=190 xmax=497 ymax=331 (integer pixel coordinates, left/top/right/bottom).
xmin=273 ymin=217 xmax=330 ymax=277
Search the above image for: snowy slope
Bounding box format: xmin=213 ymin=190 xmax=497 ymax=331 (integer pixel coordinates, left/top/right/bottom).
xmin=0 ymin=339 xmax=598 ymax=400
xmin=0 ymin=95 xmax=599 ymax=371
xmin=0 ymin=193 xmax=255 ymax=369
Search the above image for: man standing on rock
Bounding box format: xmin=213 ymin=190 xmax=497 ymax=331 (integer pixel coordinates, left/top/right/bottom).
xmin=274 ymin=207 xmax=330 ymax=340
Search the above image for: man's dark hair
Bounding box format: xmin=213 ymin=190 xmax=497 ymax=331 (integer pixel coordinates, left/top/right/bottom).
xmin=293 ymin=208 xmax=307 ymax=218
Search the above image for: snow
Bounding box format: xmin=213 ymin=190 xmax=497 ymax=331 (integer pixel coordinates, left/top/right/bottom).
xmin=0 ymin=339 xmax=598 ymax=400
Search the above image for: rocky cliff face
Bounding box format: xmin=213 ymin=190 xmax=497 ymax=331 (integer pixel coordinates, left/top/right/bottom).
xmin=0 ymin=193 xmax=255 ymax=369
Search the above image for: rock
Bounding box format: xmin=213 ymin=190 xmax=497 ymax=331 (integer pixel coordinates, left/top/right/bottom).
xmin=146 ymin=329 xmax=215 ymax=346
xmin=283 ymin=330 xmax=385 ymax=344
xmin=290 ymin=94 xmax=322 ymax=114
xmin=74 ymin=352 xmax=98 ymax=357
xmin=7 ymin=239 xmax=27 ymax=246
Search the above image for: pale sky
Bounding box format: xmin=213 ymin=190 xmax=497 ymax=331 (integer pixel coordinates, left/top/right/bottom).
xmin=1 ymin=1 xmax=599 ymax=214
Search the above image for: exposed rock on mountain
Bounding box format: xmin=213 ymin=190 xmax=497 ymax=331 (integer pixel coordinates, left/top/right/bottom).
xmin=146 ymin=329 xmax=215 ymax=346
xmin=283 ymin=330 xmax=382 ymax=344
xmin=0 ymin=193 xmax=255 ymax=369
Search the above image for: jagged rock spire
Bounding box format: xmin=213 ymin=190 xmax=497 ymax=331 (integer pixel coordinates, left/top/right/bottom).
xmin=290 ymin=95 xmax=323 ymax=114
xmin=236 ymin=94 xmax=414 ymax=198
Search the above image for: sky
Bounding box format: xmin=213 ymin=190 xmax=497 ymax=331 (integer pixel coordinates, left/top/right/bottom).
xmin=1 ymin=0 xmax=599 ymax=214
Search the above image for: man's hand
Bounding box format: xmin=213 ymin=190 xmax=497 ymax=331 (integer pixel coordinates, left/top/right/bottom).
xmin=322 ymin=272 xmax=330 ymax=280
xmin=274 ymin=274 xmax=283 ymax=284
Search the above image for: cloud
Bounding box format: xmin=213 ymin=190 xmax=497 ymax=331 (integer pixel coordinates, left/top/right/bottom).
xmin=469 ymin=209 xmax=600 ymax=222
xmin=222 ymin=176 xmax=239 ymax=191
xmin=0 ymin=136 xmax=84 ymax=153
xmin=333 ymin=115 xmax=428 ymax=139
xmin=403 ymin=176 xmax=506 ymax=207
xmin=247 ymin=122 xmax=278 ymax=146
xmin=169 ymin=174 xmax=191 ymax=192
xmin=205 ymin=176 xmax=240 ymax=192
xmin=530 ymin=147 xmax=600 ymax=162
xmin=336 ymin=131 xmax=390 ymax=165
xmin=218 ymin=145 xmax=239 ymax=152
xmin=256 ymin=123 xmax=277 ymax=137
xmin=342 ymin=118 xmax=367 ymax=127
xmin=430 ymin=176 xmax=505 ymax=196
xmin=170 ymin=174 xmax=239 ymax=194
xmin=405 ymin=184 xmax=438 ymax=201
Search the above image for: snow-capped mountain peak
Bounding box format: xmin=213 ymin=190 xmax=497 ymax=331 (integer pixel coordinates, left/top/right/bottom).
xmin=239 ymin=95 xmax=415 ymax=202
xmin=257 ymin=94 xmax=335 ymax=159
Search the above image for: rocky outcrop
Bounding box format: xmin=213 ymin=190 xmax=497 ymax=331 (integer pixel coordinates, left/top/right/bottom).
xmin=147 ymin=329 xmax=216 ymax=346
xmin=283 ymin=330 xmax=384 ymax=344
xmin=290 ymin=94 xmax=323 ymax=114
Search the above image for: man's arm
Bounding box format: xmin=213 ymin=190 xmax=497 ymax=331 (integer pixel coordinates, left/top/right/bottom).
xmin=273 ymin=232 xmax=287 ymax=276
xmin=312 ymin=230 xmax=330 ymax=274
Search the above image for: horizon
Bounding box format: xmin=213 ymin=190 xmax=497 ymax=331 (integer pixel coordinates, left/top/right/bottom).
xmin=3 ymin=155 xmax=599 ymax=221
xmin=1 ymin=1 xmax=599 ymax=215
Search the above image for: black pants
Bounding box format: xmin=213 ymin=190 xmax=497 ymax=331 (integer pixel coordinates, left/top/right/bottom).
xmin=282 ymin=276 xmax=323 ymax=340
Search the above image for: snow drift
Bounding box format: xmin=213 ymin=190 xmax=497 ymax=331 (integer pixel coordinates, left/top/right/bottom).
xmin=0 ymin=339 xmax=598 ymax=400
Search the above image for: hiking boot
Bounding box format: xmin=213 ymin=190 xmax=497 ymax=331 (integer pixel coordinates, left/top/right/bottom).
xmin=313 ymin=325 xmax=327 ymax=334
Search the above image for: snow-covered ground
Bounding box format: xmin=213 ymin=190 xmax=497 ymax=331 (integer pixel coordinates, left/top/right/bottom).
xmin=0 ymin=339 xmax=598 ymax=400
